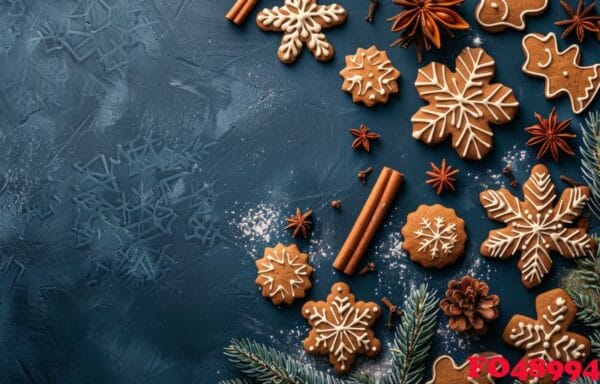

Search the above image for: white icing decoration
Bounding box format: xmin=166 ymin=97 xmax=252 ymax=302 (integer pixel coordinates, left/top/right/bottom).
xmin=257 ymin=246 xmax=310 ymax=301
xmin=522 ymin=32 xmax=600 ymax=114
xmin=537 ymin=48 xmax=552 ymax=69
xmin=481 ymin=165 xmax=593 ymax=286
xmin=340 ymin=46 xmax=400 ymax=105
xmin=475 ymin=0 xmax=548 ymax=30
xmin=307 ymin=293 xmax=377 ymax=371
xmin=257 ymin=0 xmax=346 ymax=62
xmin=411 ymin=47 xmax=518 ymax=159
xmin=509 ymin=294 xmax=587 ymax=362
xmin=414 ymin=216 xmax=458 ymax=259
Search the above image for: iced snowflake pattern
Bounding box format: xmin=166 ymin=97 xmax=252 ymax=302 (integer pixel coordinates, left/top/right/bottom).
xmin=504 ymin=289 xmax=590 ymax=383
xmin=415 ymin=216 xmax=458 ymax=259
xmin=302 ymin=282 xmax=380 ymax=373
xmin=480 ymin=164 xmax=595 ymax=288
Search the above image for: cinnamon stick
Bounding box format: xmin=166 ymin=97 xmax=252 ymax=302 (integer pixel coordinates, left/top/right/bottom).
xmin=226 ymin=0 xmax=258 ymax=25
xmin=333 ymin=166 xmax=404 ymax=274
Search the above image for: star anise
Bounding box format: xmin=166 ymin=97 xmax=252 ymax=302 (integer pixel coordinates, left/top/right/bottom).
xmin=387 ymin=0 xmax=469 ymax=62
xmin=525 ymin=107 xmax=575 ymax=162
xmin=285 ymin=208 xmax=313 ymax=238
xmin=555 ymin=0 xmax=600 ymax=43
xmin=350 ymin=124 xmax=380 ymax=151
xmin=426 ymin=159 xmax=459 ymax=194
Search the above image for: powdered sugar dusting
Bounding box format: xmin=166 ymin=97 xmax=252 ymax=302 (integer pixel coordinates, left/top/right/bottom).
xmin=502 ymin=145 xmax=530 ymax=172
xmin=229 ymin=202 xmax=282 ymax=258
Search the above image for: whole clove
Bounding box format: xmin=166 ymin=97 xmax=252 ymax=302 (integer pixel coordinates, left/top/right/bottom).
xmin=381 ymin=297 xmax=403 ymax=329
xmin=358 ymin=167 xmax=373 ymax=184
xmin=560 ymin=175 xmax=585 ymax=188
xmin=365 ymin=0 xmax=379 ymax=23
xmin=358 ymin=262 xmax=376 ymax=275
xmin=502 ymin=165 xmax=518 ymax=188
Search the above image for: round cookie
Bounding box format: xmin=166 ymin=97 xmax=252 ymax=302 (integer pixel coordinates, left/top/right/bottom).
xmin=401 ymin=204 xmax=466 ymax=268
xmin=255 ymin=243 xmax=313 ymax=305
xmin=302 ymin=282 xmax=381 ymax=373
xmin=339 ymin=46 xmax=401 ymax=107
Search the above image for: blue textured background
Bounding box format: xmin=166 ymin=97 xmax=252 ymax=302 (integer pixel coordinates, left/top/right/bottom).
xmin=0 ymin=0 xmax=598 ymax=383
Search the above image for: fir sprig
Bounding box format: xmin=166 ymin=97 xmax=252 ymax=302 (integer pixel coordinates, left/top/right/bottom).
xmin=562 ymin=244 xmax=600 ymax=327
xmin=223 ymin=338 xmax=344 ymax=384
xmin=591 ymin=330 xmax=600 ymax=359
xmin=579 ymin=111 xmax=600 ymax=221
xmin=380 ymin=284 xmax=439 ymax=384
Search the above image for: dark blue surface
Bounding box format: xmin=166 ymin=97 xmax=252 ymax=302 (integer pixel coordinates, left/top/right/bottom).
xmin=0 ymin=0 xmax=598 ymax=383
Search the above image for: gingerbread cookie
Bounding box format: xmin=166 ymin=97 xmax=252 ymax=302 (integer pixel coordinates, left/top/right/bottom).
xmin=339 ymin=46 xmax=401 ymax=107
xmin=255 ymin=243 xmax=313 ymax=305
xmin=256 ymin=0 xmax=347 ymax=64
xmin=503 ymin=288 xmax=590 ymax=384
xmin=426 ymin=353 xmax=501 ymax=384
xmin=412 ymin=47 xmax=519 ymax=160
xmin=402 ymin=204 xmax=466 ymax=269
xmin=475 ymin=0 xmax=548 ymax=32
xmin=302 ymin=282 xmax=380 ymax=373
xmin=480 ymin=164 xmax=595 ymax=288
xmin=522 ymin=32 xmax=600 ymax=114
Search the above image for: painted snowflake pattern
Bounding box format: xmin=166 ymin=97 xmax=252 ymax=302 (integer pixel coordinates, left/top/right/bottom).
xmin=503 ymin=288 xmax=590 ymax=384
xmin=480 ymin=164 xmax=595 ymax=288
xmin=415 ymin=216 xmax=458 ymax=259
xmin=412 ymin=47 xmax=519 ymax=160
xmin=302 ymin=282 xmax=381 ymax=373
xmin=256 ymin=0 xmax=347 ymax=63
xmin=255 ymin=243 xmax=313 ymax=305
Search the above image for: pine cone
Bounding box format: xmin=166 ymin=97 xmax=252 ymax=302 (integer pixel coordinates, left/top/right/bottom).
xmin=439 ymin=276 xmax=500 ymax=335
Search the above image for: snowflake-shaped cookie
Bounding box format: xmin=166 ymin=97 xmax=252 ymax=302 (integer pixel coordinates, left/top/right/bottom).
xmin=339 ymin=46 xmax=401 ymax=107
xmin=255 ymin=243 xmax=313 ymax=305
xmin=256 ymin=0 xmax=347 ymax=64
xmin=480 ymin=164 xmax=595 ymax=288
xmin=302 ymin=282 xmax=380 ymax=373
xmin=503 ymin=288 xmax=590 ymax=384
xmin=402 ymin=204 xmax=466 ymax=268
xmin=412 ymin=47 xmax=519 ymax=160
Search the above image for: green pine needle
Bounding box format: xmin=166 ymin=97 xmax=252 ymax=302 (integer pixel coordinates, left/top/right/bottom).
xmin=223 ymin=338 xmax=344 ymax=384
xmin=591 ymin=330 xmax=600 ymax=359
xmin=348 ymin=372 xmax=376 ymax=384
xmin=381 ymin=284 xmax=439 ymax=384
xmin=562 ymin=244 xmax=600 ymax=327
xmin=579 ymin=111 xmax=600 ymax=220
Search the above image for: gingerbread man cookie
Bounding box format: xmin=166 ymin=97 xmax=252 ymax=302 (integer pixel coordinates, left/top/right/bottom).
xmin=480 ymin=164 xmax=595 ymax=288
xmin=522 ymin=32 xmax=600 ymax=114
xmin=475 ymin=0 xmax=548 ymax=32
xmin=412 ymin=47 xmax=519 ymax=160
xmin=426 ymin=353 xmax=501 ymax=384
xmin=302 ymin=282 xmax=380 ymax=373
xmin=503 ymin=288 xmax=590 ymax=384
xmin=256 ymin=0 xmax=347 ymax=64
xmin=339 ymin=46 xmax=401 ymax=107
xmin=402 ymin=204 xmax=466 ymax=269
xmin=255 ymin=243 xmax=313 ymax=305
